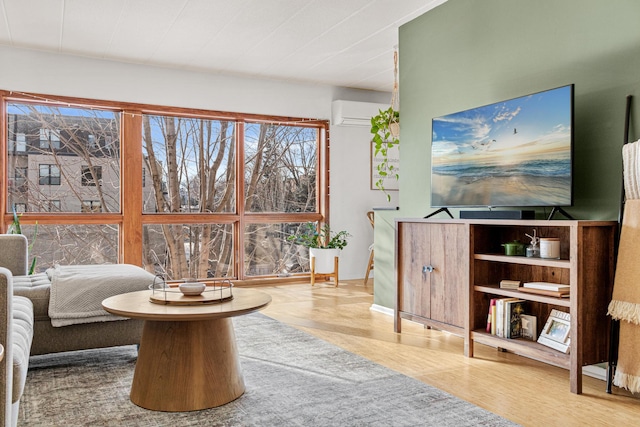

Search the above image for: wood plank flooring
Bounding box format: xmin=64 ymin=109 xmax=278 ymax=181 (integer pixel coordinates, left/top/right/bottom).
xmin=255 ymin=279 xmax=640 ymax=427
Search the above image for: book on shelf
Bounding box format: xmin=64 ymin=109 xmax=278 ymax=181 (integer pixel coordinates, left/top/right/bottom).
xmin=505 ymin=300 xmax=526 ymax=338
xmin=496 ymin=298 xmax=504 ymax=337
xmin=519 ymin=287 xmax=570 ymax=298
xmin=491 ymin=297 xmax=521 ymax=337
xmin=490 ymin=299 xmax=497 ymax=335
xmin=522 ymin=282 xmax=570 ymax=291
xmin=520 ymin=314 xmax=537 ymax=341
xmin=499 ymin=279 xmax=521 ymax=290
xmin=486 ymin=298 xmax=496 ymax=333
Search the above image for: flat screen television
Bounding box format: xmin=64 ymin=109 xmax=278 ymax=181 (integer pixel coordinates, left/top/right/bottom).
xmin=430 ymin=84 xmax=574 ymax=209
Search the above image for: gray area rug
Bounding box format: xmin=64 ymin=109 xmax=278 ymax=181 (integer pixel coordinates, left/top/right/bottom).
xmin=20 ymin=313 xmax=518 ymax=426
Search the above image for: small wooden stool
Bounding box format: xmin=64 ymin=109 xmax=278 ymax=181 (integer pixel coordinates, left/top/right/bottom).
xmin=310 ymin=256 xmax=339 ymax=287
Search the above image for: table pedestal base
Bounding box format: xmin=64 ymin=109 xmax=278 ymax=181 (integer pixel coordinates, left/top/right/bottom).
xmin=131 ymin=317 xmax=244 ymax=411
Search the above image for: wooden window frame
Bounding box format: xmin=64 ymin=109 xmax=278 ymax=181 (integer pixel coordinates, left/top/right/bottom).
xmin=0 ymin=90 xmax=329 ymax=282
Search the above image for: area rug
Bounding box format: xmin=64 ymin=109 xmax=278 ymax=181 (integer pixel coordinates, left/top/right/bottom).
xmin=20 ymin=313 xmax=518 ymax=426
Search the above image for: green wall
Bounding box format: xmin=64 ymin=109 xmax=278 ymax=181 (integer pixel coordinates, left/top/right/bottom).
xmin=374 ymin=0 xmax=640 ymax=308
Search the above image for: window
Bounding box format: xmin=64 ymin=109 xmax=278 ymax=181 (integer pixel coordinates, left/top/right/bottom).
xmin=16 ymin=133 xmax=26 ymax=152
xmin=39 ymin=164 xmax=61 ymax=185
xmin=244 ymin=123 xmax=317 ymax=213
xmin=14 ymin=203 xmax=26 ymax=213
xmin=81 ymin=165 xmax=102 ymax=186
xmin=14 ymin=167 xmax=27 ymax=186
xmin=8 ymin=102 xmax=120 ymax=213
xmin=142 ymin=115 xmax=236 ymax=214
xmin=81 ymin=200 xmax=101 ymax=213
xmin=4 ymin=93 xmax=327 ymax=279
xmin=39 ymin=128 xmax=61 ymax=149
xmin=142 ymin=114 xmax=323 ymax=280
xmin=21 ymin=224 xmax=118 ymax=267
xmin=47 ymin=200 xmax=61 ymax=212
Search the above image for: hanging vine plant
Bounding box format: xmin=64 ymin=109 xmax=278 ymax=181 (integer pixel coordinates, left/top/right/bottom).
xmin=370 ymin=107 xmax=399 ymax=200
xmin=370 ymin=49 xmax=400 ymax=202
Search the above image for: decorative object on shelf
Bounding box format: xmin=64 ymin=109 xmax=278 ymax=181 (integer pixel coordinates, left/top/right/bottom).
xmin=537 ymin=309 xmax=571 ymax=353
xmin=370 ymin=48 xmax=400 ymax=201
xmin=525 ymin=229 xmax=540 ymax=257
xmin=148 ymin=276 xmax=234 ymax=305
xmin=520 ymin=314 xmax=537 ymax=341
xmin=539 ymin=237 xmax=560 ymax=259
xmin=501 ymin=240 xmax=525 ymax=256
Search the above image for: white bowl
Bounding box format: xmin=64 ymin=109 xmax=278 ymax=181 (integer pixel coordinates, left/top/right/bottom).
xmin=179 ymin=282 xmax=206 ymax=296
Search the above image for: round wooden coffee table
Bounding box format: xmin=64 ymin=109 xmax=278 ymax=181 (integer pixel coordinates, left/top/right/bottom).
xmin=102 ymin=287 xmax=271 ymax=412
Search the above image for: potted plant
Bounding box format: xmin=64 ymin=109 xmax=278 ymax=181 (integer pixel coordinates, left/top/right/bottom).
xmin=370 ymin=106 xmax=400 ymax=201
xmin=288 ymin=223 xmax=350 ymax=273
xmin=8 ymin=205 xmax=38 ymax=274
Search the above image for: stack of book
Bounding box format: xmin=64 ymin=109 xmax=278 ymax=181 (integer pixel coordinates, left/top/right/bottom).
xmin=486 ymin=297 xmax=526 ymax=338
xmin=519 ymin=282 xmax=570 ymax=297
xmin=499 ymin=279 xmax=521 ymax=290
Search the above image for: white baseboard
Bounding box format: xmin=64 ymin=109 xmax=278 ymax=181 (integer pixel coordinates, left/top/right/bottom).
xmin=583 ymin=363 xmax=607 ymax=381
xmin=370 ymin=304 xmax=393 ymax=316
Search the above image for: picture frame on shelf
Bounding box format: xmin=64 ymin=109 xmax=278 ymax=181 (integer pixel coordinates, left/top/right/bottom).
xmin=537 ymin=309 xmax=571 ymax=353
xmin=520 ymin=314 xmax=537 ymax=341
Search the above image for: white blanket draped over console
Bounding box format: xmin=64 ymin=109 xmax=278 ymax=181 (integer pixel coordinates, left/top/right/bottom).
xmin=47 ymin=264 xmax=155 ymax=327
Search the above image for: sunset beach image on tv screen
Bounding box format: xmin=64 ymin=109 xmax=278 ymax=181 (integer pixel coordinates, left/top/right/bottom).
xmin=430 ymin=85 xmax=573 ymax=208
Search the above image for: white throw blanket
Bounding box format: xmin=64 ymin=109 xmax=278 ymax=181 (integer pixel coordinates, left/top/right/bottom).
xmin=623 ymin=139 xmax=640 ymax=200
xmin=47 ymin=264 xmax=156 ymax=327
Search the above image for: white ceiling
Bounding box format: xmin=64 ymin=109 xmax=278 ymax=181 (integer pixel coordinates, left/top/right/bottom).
xmin=0 ymin=0 xmax=445 ymax=93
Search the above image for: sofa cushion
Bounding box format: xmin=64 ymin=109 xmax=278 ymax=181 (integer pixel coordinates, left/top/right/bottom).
xmin=12 ymin=295 xmax=33 ymax=403
xmin=13 ymin=273 xmax=50 ymax=322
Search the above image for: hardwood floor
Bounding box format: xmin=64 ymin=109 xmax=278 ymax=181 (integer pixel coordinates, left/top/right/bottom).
xmin=255 ymin=279 xmax=640 ymax=427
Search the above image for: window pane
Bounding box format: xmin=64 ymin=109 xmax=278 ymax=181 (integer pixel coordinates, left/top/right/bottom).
xmin=7 ymin=103 xmax=120 ymax=213
xmin=142 ymin=223 xmax=234 ymax=280
xmin=23 ymin=224 xmax=118 ymax=272
xmin=14 ymin=167 xmax=27 ymax=186
xmin=142 ymin=115 xmax=236 ymax=213
xmin=244 ymin=222 xmax=310 ymax=277
xmin=244 ymin=123 xmax=317 ymax=213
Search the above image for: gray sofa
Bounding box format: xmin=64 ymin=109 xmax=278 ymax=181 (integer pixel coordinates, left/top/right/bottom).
xmin=0 ymin=266 xmax=33 ymax=427
xmin=0 ymin=234 xmax=150 ymax=426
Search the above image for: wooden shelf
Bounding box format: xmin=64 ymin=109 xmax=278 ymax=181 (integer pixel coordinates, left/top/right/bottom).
xmin=471 ymin=330 xmax=570 ymax=369
xmin=474 ymin=285 xmax=571 ymax=307
xmin=474 ymin=253 xmax=570 ymax=268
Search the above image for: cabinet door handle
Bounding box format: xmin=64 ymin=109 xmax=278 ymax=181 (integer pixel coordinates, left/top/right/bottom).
xmin=423 ymin=265 xmax=435 ymax=273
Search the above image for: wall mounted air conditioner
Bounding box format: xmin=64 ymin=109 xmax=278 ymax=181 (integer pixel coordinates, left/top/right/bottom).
xmin=331 ymin=100 xmax=389 ymax=127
